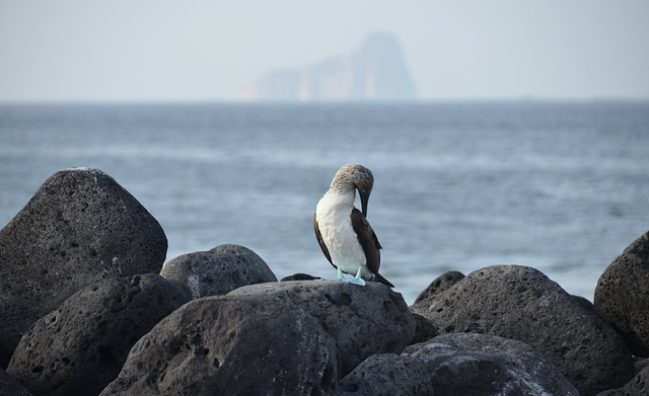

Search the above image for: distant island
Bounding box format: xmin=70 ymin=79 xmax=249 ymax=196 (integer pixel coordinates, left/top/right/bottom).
xmin=239 ymin=31 xmax=416 ymax=101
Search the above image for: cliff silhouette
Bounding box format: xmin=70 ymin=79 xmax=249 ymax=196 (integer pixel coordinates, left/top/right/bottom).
xmin=240 ymin=32 xmax=416 ymax=101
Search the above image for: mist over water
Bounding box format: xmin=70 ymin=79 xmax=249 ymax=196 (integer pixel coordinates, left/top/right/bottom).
xmin=1 ymin=102 xmax=648 ymax=303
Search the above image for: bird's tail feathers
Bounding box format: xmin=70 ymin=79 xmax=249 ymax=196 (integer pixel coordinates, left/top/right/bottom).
xmin=373 ymin=272 xmax=394 ymax=288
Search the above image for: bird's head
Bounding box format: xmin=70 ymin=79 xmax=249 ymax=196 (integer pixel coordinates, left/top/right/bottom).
xmin=331 ymin=164 xmax=374 ymax=216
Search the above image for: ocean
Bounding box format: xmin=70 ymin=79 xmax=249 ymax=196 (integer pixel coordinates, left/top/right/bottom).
xmin=1 ymin=102 xmax=648 ymax=304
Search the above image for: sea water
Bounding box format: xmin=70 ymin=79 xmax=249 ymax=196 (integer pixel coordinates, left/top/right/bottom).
xmin=1 ymin=102 xmax=648 ymax=303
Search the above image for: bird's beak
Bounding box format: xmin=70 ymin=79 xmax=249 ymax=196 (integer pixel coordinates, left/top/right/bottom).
xmin=359 ymin=189 xmax=370 ymax=217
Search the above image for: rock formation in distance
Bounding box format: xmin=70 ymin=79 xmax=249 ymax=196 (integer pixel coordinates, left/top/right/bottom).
xmin=240 ymin=31 xmax=416 ymax=101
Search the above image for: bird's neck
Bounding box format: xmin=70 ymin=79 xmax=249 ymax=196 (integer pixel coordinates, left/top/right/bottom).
xmin=317 ymin=188 xmax=355 ymax=215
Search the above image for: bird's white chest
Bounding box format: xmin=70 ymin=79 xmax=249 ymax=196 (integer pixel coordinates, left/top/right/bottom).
xmin=315 ymin=192 xmax=366 ymax=274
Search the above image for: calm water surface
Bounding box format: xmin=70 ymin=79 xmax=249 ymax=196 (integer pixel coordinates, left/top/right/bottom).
xmin=1 ymin=102 xmax=648 ymax=303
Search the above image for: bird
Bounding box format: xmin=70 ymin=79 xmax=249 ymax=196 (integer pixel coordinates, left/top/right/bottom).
xmin=313 ymin=164 xmax=394 ymax=287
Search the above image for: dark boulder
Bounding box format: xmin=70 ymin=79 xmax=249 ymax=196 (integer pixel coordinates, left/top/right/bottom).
xmin=99 ymin=280 xmax=415 ymax=396
xmin=596 ymin=365 xmax=649 ymax=396
xmin=573 ymin=294 xmax=595 ymax=312
xmin=635 ymin=357 xmax=649 ymax=374
xmin=410 ymin=313 xmax=438 ymax=344
xmin=225 ymin=281 xmax=415 ymax=374
xmin=0 ymin=168 xmax=167 ymax=366
xmin=0 ymin=367 xmax=32 ymax=396
xmin=339 ymin=332 xmax=579 ymax=396
xmin=414 ymin=270 xmax=464 ymax=304
xmin=281 ymin=273 xmax=321 ymax=281
xmin=160 ymin=244 xmax=277 ymax=298
xmin=411 ymin=265 xmax=633 ymax=395
xmin=595 ymin=230 xmax=649 ymax=356
xmin=7 ymin=274 xmax=190 ymax=396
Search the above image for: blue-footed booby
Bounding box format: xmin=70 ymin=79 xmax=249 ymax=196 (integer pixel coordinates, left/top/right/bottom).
xmin=313 ymin=164 xmax=394 ymax=287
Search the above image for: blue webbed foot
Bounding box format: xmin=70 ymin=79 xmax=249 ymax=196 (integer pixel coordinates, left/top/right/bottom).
xmin=347 ymin=267 xmax=366 ymax=287
xmin=347 ymin=277 xmax=366 ymax=286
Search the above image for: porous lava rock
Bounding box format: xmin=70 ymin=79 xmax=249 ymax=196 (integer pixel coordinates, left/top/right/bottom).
xmin=281 ymin=273 xmax=321 ymax=281
xmin=413 ymin=270 xmax=464 ymax=304
xmin=596 ymin=365 xmax=649 ymax=396
xmin=160 ymin=244 xmax=277 ymax=298
xmin=410 ymin=313 xmax=438 ymax=344
xmin=0 ymin=168 xmax=167 ymax=366
xmin=595 ymin=230 xmax=649 ymax=356
xmin=0 ymin=367 xmax=33 ymax=396
xmin=7 ymin=274 xmax=191 ymax=396
xmin=99 ymin=280 xmax=415 ymax=396
xmin=339 ymin=332 xmax=579 ymax=396
xmin=411 ymin=265 xmax=633 ymax=395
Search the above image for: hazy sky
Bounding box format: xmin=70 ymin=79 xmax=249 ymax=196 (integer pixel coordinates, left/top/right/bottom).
xmin=1 ymin=0 xmax=648 ymax=101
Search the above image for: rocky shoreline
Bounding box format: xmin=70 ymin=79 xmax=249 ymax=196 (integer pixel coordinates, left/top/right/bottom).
xmin=1 ymin=168 xmax=648 ymax=395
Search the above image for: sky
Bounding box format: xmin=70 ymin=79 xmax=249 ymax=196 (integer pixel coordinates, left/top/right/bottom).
xmin=1 ymin=0 xmax=648 ymax=102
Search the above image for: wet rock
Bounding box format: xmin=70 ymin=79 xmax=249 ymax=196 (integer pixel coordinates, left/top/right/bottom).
xmin=596 ymin=365 xmax=649 ymax=396
xmin=411 ymin=265 xmax=633 ymax=395
xmin=281 ymin=273 xmax=321 ymax=281
xmin=0 ymin=168 xmax=167 ymax=366
xmin=410 ymin=313 xmax=438 ymax=344
xmin=99 ymin=280 xmax=415 ymax=396
xmin=595 ymin=230 xmax=649 ymax=356
xmin=7 ymin=274 xmax=190 ymax=396
xmin=0 ymin=367 xmax=32 ymax=396
xmin=413 ymin=270 xmax=464 ymax=304
xmin=339 ymin=333 xmax=579 ymax=396
xmin=160 ymin=244 xmax=277 ymax=298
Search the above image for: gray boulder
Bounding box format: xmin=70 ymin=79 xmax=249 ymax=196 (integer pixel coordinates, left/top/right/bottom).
xmin=596 ymin=365 xmax=649 ymax=396
xmin=281 ymin=273 xmax=321 ymax=281
xmin=7 ymin=274 xmax=191 ymax=396
xmin=99 ymin=280 xmax=415 ymax=396
xmin=0 ymin=168 xmax=167 ymax=366
xmin=411 ymin=265 xmax=633 ymax=395
xmin=339 ymin=332 xmax=579 ymax=396
xmin=0 ymin=367 xmax=32 ymax=396
xmin=160 ymin=244 xmax=277 ymax=298
xmin=414 ymin=270 xmax=464 ymax=304
xmin=595 ymin=230 xmax=649 ymax=356
xmin=410 ymin=313 xmax=438 ymax=344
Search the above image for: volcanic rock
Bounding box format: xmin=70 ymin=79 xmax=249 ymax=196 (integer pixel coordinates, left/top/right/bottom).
xmin=339 ymin=332 xmax=579 ymax=396
xmin=410 ymin=313 xmax=438 ymax=344
xmin=413 ymin=270 xmax=464 ymax=304
xmin=0 ymin=168 xmax=167 ymax=366
xmin=7 ymin=274 xmax=190 ymax=396
xmin=0 ymin=367 xmax=33 ymax=396
xmin=281 ymin=273 xmax=321 ymax=281
xmin=99 ymin=280 xmax=415 ymax=396
xmin=596 ymin=365 xmax=649 ymax=396
xmin=160 ymin=244 xmax=277 ymax=298
xmin=595 ymin=230 xmax=649 ymax=356
xmin=411 ymin=265 xmax=633 ymax=395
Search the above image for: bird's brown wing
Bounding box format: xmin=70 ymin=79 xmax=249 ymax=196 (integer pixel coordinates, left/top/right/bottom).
xmin=350 ymin=208 xmax=382 ymax=274
xmin=313 ymin=214 xmax=336 ymax=270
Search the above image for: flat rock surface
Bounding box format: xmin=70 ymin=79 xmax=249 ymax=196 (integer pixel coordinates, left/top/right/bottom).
xmin=99 ymin=280 xmax=415 ymax=396
xmin=411 ymin=265 xmax=633 ymax=395
xmin=339 ymin=332 xmax=579 ymax=396
xmin=595 ymin=230 xmax=649 ymax=356
xmin=0 ymin=168 xmax=167 ymax=366
xmin=160 ymin=244 xmax=277 ymax=298
xmin=7 ymin=274 xmax=191 ymax=396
